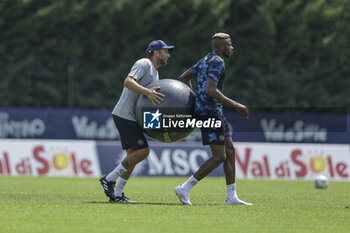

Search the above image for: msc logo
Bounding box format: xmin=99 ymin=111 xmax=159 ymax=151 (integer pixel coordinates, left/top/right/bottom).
xmin=143 ymin=109 xmax=162 ymax=129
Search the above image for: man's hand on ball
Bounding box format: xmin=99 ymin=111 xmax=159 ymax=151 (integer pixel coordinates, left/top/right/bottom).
xmin=146 ymin=86 xmax=165 ymax=105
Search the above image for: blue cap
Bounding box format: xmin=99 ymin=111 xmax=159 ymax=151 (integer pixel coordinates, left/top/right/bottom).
xmin=146 ymin=40 xmax=174 ymax=54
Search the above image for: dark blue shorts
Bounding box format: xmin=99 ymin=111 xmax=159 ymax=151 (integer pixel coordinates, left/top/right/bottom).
xmin=199 ymin=116 xmax=232 ymax=145
xmin=113 ymin=115 xmax=148 ymax=150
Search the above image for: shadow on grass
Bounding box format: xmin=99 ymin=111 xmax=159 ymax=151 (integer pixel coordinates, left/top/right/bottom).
xmin=84 ymin=201 xmax=221 ymax=206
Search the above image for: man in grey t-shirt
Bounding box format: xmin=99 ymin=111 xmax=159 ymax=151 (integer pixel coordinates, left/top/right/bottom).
xmin=100 ymin=40 xmax=174 ymax=202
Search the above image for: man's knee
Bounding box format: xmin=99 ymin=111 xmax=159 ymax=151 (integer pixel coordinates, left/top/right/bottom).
xmin=210 ymin=145 xmax=226 ymax=165
xmin=136 ymin=147 xmax=150 ymax=160
xmin=225 ymin=138 xmax=235 ymax=159
xmin=213 ymin=153 xmax=226 ymax=165
xmin=226 ymin=145 xmax=235 ymax=159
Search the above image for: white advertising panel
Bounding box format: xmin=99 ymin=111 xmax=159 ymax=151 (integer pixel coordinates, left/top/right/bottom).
xmin=0 ymin=139 xmax=100 ymax=177
xmin=1 ymin=139 xmax=349 ymax=180
xmin=234 ymin=143 xmax=350 ymax=180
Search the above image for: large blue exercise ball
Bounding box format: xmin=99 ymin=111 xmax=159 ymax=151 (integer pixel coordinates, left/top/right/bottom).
xmin=135 ymin=79 xmax=196 ymax=143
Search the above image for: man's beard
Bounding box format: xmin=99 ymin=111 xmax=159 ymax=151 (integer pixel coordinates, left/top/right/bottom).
xmin=223 ymin=51 xmax=232 ymax=58
xmin=157 ymin=57 xmax=167 ymax=66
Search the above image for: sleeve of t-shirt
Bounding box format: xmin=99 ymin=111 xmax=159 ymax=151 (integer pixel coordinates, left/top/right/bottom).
xmin=188 ymin=60 xmax=200 ymax=77
xmin=127 ymin=59 xmax=150 ymax=81
xmin=207 ymin=58 xmax=225 ymax=82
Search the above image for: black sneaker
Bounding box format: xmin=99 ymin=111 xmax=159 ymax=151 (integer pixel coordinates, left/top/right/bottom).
xmin=99 ymin=175 xmax=116 ymax=200
xmin=110 ymin=192 xmax=135 ymax=203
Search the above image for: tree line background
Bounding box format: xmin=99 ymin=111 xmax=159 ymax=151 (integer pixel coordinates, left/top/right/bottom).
xmin=1 ymin=0 xmax=349 ymax=112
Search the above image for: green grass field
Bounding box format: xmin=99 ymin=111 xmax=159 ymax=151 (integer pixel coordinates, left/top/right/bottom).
xmin=0 ymin=177 xmax=349 ymax=233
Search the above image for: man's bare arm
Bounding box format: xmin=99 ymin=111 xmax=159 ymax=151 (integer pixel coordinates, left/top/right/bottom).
xmin=206 ymin=78 xmax=249 ymax=118
xmin=124 ymin=76 xmax=164 ymax=105
xmin=179 ymin=69 xmax=195 ymax=88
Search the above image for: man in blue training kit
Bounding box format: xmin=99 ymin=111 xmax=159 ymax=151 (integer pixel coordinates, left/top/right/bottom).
xmin=176 ymin=33 xmax=252 ymax=205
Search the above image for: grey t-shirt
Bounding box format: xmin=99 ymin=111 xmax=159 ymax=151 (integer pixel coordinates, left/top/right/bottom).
xmin=112 ymin=58 xmax=159 ymax=121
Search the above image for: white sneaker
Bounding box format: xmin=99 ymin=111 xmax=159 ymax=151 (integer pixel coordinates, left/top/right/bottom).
xmin=225 ymin=197 xmax=253 ymax=206
xmin=175 ymin=185 xmax=192 ymax=205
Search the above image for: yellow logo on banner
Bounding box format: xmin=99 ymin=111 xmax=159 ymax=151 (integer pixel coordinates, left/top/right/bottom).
xmin=53 ymin=153 xmax=69 ymax=170
xmin=310 ymin=156 xmax=326 ymax=173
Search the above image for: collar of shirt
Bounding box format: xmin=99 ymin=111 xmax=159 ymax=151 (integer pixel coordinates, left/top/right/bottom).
xmin=211 ymin=51 xmax=219 ymax=56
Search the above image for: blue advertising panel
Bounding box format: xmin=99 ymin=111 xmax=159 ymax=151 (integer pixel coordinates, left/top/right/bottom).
xmin=0 ymin=108 xmax=120 ymax=140
xmin=0 ymin=108 xmax=50 ymax=138
xmin=0 ymin=107 xmax=348 ymax=143
xmin=96 ymin=141 xmax=224 ymax=177
xmin=225 ymin=111 xmax=349 ymax=143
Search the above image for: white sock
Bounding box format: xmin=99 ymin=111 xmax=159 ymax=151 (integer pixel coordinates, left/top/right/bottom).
xmin=114 ymin=177 xmax=128 ymax=197
xmin=106 ymin=164 xmax=127 ymax=182
xmin=182 ymin=176 xmax=198 ymax=193
xmin=227 ymin=183 xmax=237 ymax=199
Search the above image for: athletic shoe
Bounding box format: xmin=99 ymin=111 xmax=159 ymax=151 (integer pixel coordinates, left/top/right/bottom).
xmin=110 ymin=193 xmax=135 ymax=203
xmin=99 ymin=175 xmax=116 ymax=200
xmin=225 ymin=197 xmax=253 ymax=206
xmin=175 ymin=185 xmax=192 ymax=205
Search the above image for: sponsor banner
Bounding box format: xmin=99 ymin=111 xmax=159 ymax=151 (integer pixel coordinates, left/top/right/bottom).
xmin=0 ymin=109 xmax=49 ymax=138
xmin=225 ymin=111 xmax=349 ymax=143
xmin=0 ymin=108 xmax=120 ymax=140
xmin=97 ymin=141 xmax=350 ymax=180
xmin=0 ymin=139 xmax=101 ymax=177
xmin=235 ymin=142 xmax=350 ymax=180
xmin=0 ymin=107 xmax=349 ymax=143
xmin=97 ymin=141 xmax=221 ymax=177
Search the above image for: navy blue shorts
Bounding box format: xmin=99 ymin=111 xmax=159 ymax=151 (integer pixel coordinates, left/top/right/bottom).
xmin=113 ymin=115 xmax=148 ymax=150
xmin=199 ymin=116 xmax=232 ymax=145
